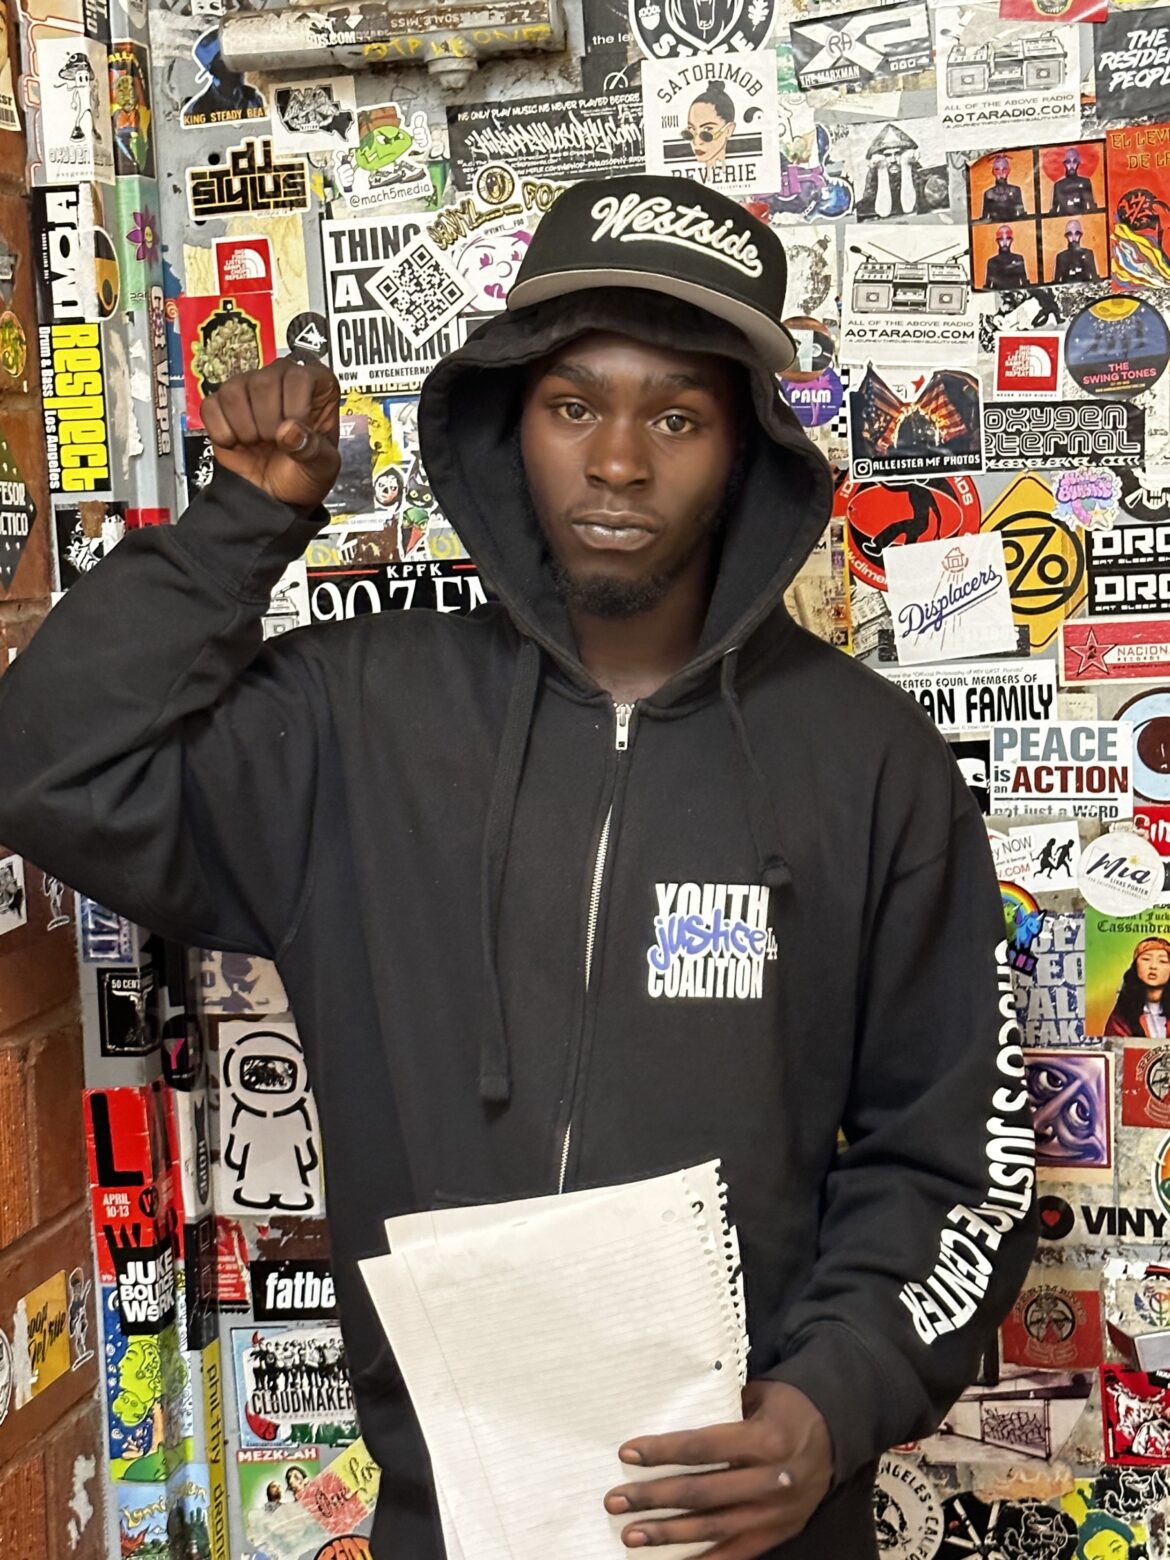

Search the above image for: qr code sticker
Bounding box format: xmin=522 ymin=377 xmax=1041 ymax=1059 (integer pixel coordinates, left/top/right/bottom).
xmin=368 ymin=234 xmax=473 ymax=349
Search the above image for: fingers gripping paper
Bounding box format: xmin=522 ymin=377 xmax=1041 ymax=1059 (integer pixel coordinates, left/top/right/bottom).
xmin=359 ymin=1161 xmax=748 ymax=1559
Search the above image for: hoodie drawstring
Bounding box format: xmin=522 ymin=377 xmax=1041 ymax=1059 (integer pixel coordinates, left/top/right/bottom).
xmin=720 ymin=649 xmax=793 ymax=893
xmin=478 ymin=639 xmax=541 ymax=1103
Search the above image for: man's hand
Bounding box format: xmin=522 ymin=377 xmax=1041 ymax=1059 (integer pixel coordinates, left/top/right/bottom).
xmin=603 ymin=1381 xmax=832 ymax=1557
xmin=201 ymin=357 xmax=341 ymax=512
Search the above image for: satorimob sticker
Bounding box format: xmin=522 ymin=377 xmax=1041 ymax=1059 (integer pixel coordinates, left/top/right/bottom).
xmin=991 ymin=723 xmax=1133 ymax=820
xmin=880 ymin=660 xmax=1057 ymax=730
xmin=645 ymin=881 xmax=777 ymax=999
xmin=641 ymin=51 xmax=780 ymax=198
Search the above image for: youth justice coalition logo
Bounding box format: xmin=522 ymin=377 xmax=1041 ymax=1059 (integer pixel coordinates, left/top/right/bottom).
xmin=646 ymin=880 xmax=777 ymax=998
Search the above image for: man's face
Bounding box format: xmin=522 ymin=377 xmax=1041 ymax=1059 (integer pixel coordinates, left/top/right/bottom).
xmin=1066 ymin=221 xmax=1083 ymax=245
xmin=992 ymin=156 xmax=1009 ymax=182
xmin=1065 ymin=150 xmax=1080 ymax=173
xmin=520 ymin=331 xmax=740 ymax=619
xmin=996 ymin=225 xmax=1013 ymax=251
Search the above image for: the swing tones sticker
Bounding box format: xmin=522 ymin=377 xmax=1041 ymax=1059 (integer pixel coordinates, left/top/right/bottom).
xmin=630 ymin=0 xmax=776 ymax=59
xmin=642 ymin=52 xmax=780 ymax=197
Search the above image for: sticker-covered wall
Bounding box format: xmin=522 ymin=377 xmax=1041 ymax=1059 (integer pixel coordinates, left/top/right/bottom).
xmin=14 ymin=0 xmax=1170 ymax=1548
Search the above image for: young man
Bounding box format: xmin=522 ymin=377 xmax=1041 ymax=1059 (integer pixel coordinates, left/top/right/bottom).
xmin=0 ymin=175 xmax=1036 ymax=1558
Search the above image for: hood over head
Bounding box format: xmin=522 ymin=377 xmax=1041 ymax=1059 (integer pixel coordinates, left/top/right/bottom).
xmin=418 ymin=285 xmax=834 ymax=703
xmin=417 ymin=283 xmax=834 ymax=1106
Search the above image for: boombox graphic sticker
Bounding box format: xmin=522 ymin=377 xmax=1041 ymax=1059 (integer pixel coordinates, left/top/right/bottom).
xmin=842 ymin=227 xmax=977 ymax=363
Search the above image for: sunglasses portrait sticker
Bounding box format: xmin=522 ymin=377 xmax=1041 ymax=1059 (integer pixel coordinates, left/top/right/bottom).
xmin=641 ymin=52 xmax=781 ymax=199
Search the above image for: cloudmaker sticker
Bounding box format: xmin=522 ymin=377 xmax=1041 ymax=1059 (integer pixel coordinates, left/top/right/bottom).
xmin=646 ymin=881 xmax=777 ymax=999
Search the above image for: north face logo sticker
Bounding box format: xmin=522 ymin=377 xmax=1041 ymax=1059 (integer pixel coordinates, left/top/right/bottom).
xmin=646 ymin=881 xmax=777 ymax=999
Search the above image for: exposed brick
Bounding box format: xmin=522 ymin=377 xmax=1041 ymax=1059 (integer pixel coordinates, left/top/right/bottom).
xmin=0 ymin=1041 xmax=33 ymax=1246
xmin=0 ymin=1447 xmax=48 ymax=1560
xmin=28 ymin=1020 xmax=85 ymax=1226
xmin=0 ymin=1208 xmax=98 ymax=1471
xmin=0 ymin=854 xmax=78 ymax=1033
xmin=44 ymin=1401 xmax=106 ymax=1560
xmin=0 ymin=404 xmax=52 ymax=604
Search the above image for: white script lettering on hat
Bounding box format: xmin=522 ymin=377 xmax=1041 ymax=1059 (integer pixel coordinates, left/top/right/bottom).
xmin=590 ymin=193 xmax=764 ymax=280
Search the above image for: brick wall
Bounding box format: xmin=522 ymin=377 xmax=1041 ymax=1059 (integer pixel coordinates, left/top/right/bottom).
xmin=0 ymin=0 xmax=104 ymax=1550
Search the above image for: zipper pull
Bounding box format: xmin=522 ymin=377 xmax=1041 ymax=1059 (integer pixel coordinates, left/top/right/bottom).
xmin=615 ymin=701 xmax=634 ymax=751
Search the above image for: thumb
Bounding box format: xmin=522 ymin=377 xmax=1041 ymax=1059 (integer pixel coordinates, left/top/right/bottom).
xmin=275 ymin=418 xmax=323 ymax=462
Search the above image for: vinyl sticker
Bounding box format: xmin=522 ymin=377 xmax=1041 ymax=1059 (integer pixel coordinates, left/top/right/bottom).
xmin=322 ymin=216 xmax=469 ymax=393
xmin=841 ymin=226 xmax=976 ymax=364
xmin=1084 ymin=907 xmax=1170 ymax=1037
xmin=0 ymin=854 xmax=25 ymax=935
xmin=1066 ymin=298 xmax=1170 ymax=399
xmin=1108 ymin=124 xmax=1170 ymax=289
xmin=231 ymin=1324 xmax=357 ymax=1449
xmin=789 ymin=3 xmax=933 ymax=94
xmin=883 ymin=532 xmax=1016 ymax=665
xmin=330 ymin=103 xmax=436 ymax=219
xmin=982 ymin=402 xmax=1145 ymax=472
xmin=107 ymin=40 xmax=153 ymax=179
xmin=186 ymin=138 xmax=310 ymax=223
xmin=995 ymin=332 xmax=1063 ymax=398
xmin=641 ymin=52 xmax=780 ymax=198
xmin=269 ymin=75 xmax=357 ymax=154
xmin=879 ymin=658 xmax=1057 ymax=729
xmin=178 ymin=294 xmax=276 ymax=429
xmin=446 ymin=91 xmax=644 ymax=189
xmin=1002 ymin=1282 xmax=1104 ymax=1370
xmin=179 ymin=28 xmax=265 ymax=128
xmin=1117 ymin=689 xmax=1170 ymax=804
xmin=217 ymin=1021 xmax=323 ymax=1215
xmin=1078 ymin=832 xmax=1165 ymax=915
xmin=1102 ymin=1366 xmax=1170 ymax=1464
xmin=1014 ymin=913 xmax=1086 ymax=1049
xmin=990 ymin=722 xmax=1133 ymax=821
xmin=1063 ymin=617 xmax=1170 ymax=684
xmin=1122 ymin=1042 xmax=1170 ymax=1126
xmin=629 ymin=0 xmax=775 ymax=57
xmin=0 ymin=429 xmax=35 ymax=594
xmin=847 ymin=364 xmax=983 ymax=480
xmin=1087 ymin=513 xmax=1170 ymax=616
xmin=1094 ymin=8 xmax=1170 ymax=125
xmin=935 ymin=4 xmax=1082 ymax=151
xmin=213 ymin=236 xmax=273 ymax=297
xmin=38 ymin=38 xmax=113 ymax=185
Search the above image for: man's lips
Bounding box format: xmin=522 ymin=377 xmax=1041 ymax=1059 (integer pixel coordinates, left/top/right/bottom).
xmin=570 ymin=514 xmax=659 ymax=552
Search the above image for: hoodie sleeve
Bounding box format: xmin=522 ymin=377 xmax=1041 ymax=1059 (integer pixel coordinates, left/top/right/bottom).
xmin=0 ymin=467 xmax=329 ymax=958
xmin=762 ymin=756 xmax=1038 ymax=1486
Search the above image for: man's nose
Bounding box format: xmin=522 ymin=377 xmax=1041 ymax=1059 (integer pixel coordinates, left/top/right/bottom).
xmin=586 ymin=418 xmax=651 ymax=489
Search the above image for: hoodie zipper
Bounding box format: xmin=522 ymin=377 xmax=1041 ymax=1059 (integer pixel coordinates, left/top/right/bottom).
xmin=556 ymin=700 xmax=634 ymax=1193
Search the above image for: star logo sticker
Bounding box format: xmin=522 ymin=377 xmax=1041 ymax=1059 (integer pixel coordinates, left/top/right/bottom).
xmin=1068 ymin=626 xmax=1112 ymax=678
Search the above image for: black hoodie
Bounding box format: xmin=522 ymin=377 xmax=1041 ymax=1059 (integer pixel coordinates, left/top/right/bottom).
xmin=0 ymin=290 xmax=1037 ymax=1558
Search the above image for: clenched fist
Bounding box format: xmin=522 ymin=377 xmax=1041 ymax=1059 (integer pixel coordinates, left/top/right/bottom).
xmin=201 ymin=357 xmax=341 ymax=513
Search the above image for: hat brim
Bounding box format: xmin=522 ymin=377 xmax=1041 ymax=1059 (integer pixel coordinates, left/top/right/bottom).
xmin=507 ymin=268 xmax=797 ymax=375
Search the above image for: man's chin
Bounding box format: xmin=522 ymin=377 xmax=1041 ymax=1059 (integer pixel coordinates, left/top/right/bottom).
xmin=550 ymin=560 xmax=668 ymax=619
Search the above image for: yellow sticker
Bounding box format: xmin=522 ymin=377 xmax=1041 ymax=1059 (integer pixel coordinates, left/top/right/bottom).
xmin=21 ymin=1269 xmax=70 ymax=1401
xmin=981 ymin=474 xmax=1087 ymax=650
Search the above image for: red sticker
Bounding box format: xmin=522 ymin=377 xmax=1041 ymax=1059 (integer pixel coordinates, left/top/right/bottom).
xmin=835 ymin=476 xmax=981 ymax=591
xmin=1102 ymin=1366 xmax=1170 ymax=1463
xmin=1001 ymin=1282 xmax=1103 ymax=1369
xmin=176 ymin=293 xmax=277 ymax=429
xmin=125 ymin=507 xmax=170 ymax=529
xmin=1122 ymin=1045 xmax=1170 ymax=1128
xmin=995 ymin=334 xmax=1062 ymax=398
xmin=1000 ymin=0 xmax=1106 ymax=19
xmin=214 ymin=236 xmax=274 ymax=297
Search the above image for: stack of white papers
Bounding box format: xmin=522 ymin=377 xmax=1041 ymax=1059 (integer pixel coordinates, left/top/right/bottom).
xmin=360 ymin=1160 xmax=749 ymax=1560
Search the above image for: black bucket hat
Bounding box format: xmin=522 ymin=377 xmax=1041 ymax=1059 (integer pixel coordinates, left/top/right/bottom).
xmin=505 ymin=174 xmax=797 ymax=374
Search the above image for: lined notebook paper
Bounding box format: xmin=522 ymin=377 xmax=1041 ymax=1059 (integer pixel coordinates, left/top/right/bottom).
xmin=359 ymin=1161 xmax=748 ymax=1560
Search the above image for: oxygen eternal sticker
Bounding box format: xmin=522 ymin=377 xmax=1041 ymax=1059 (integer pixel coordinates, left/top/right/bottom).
xmin=38 ymin=37 xmax=113 ymax=185
xmin=645 ymin=881 xmax=777 ymax=999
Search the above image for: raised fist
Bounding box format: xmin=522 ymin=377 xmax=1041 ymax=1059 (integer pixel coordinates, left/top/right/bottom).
xmin=201 ymin=356 xmax=341 ymax=513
